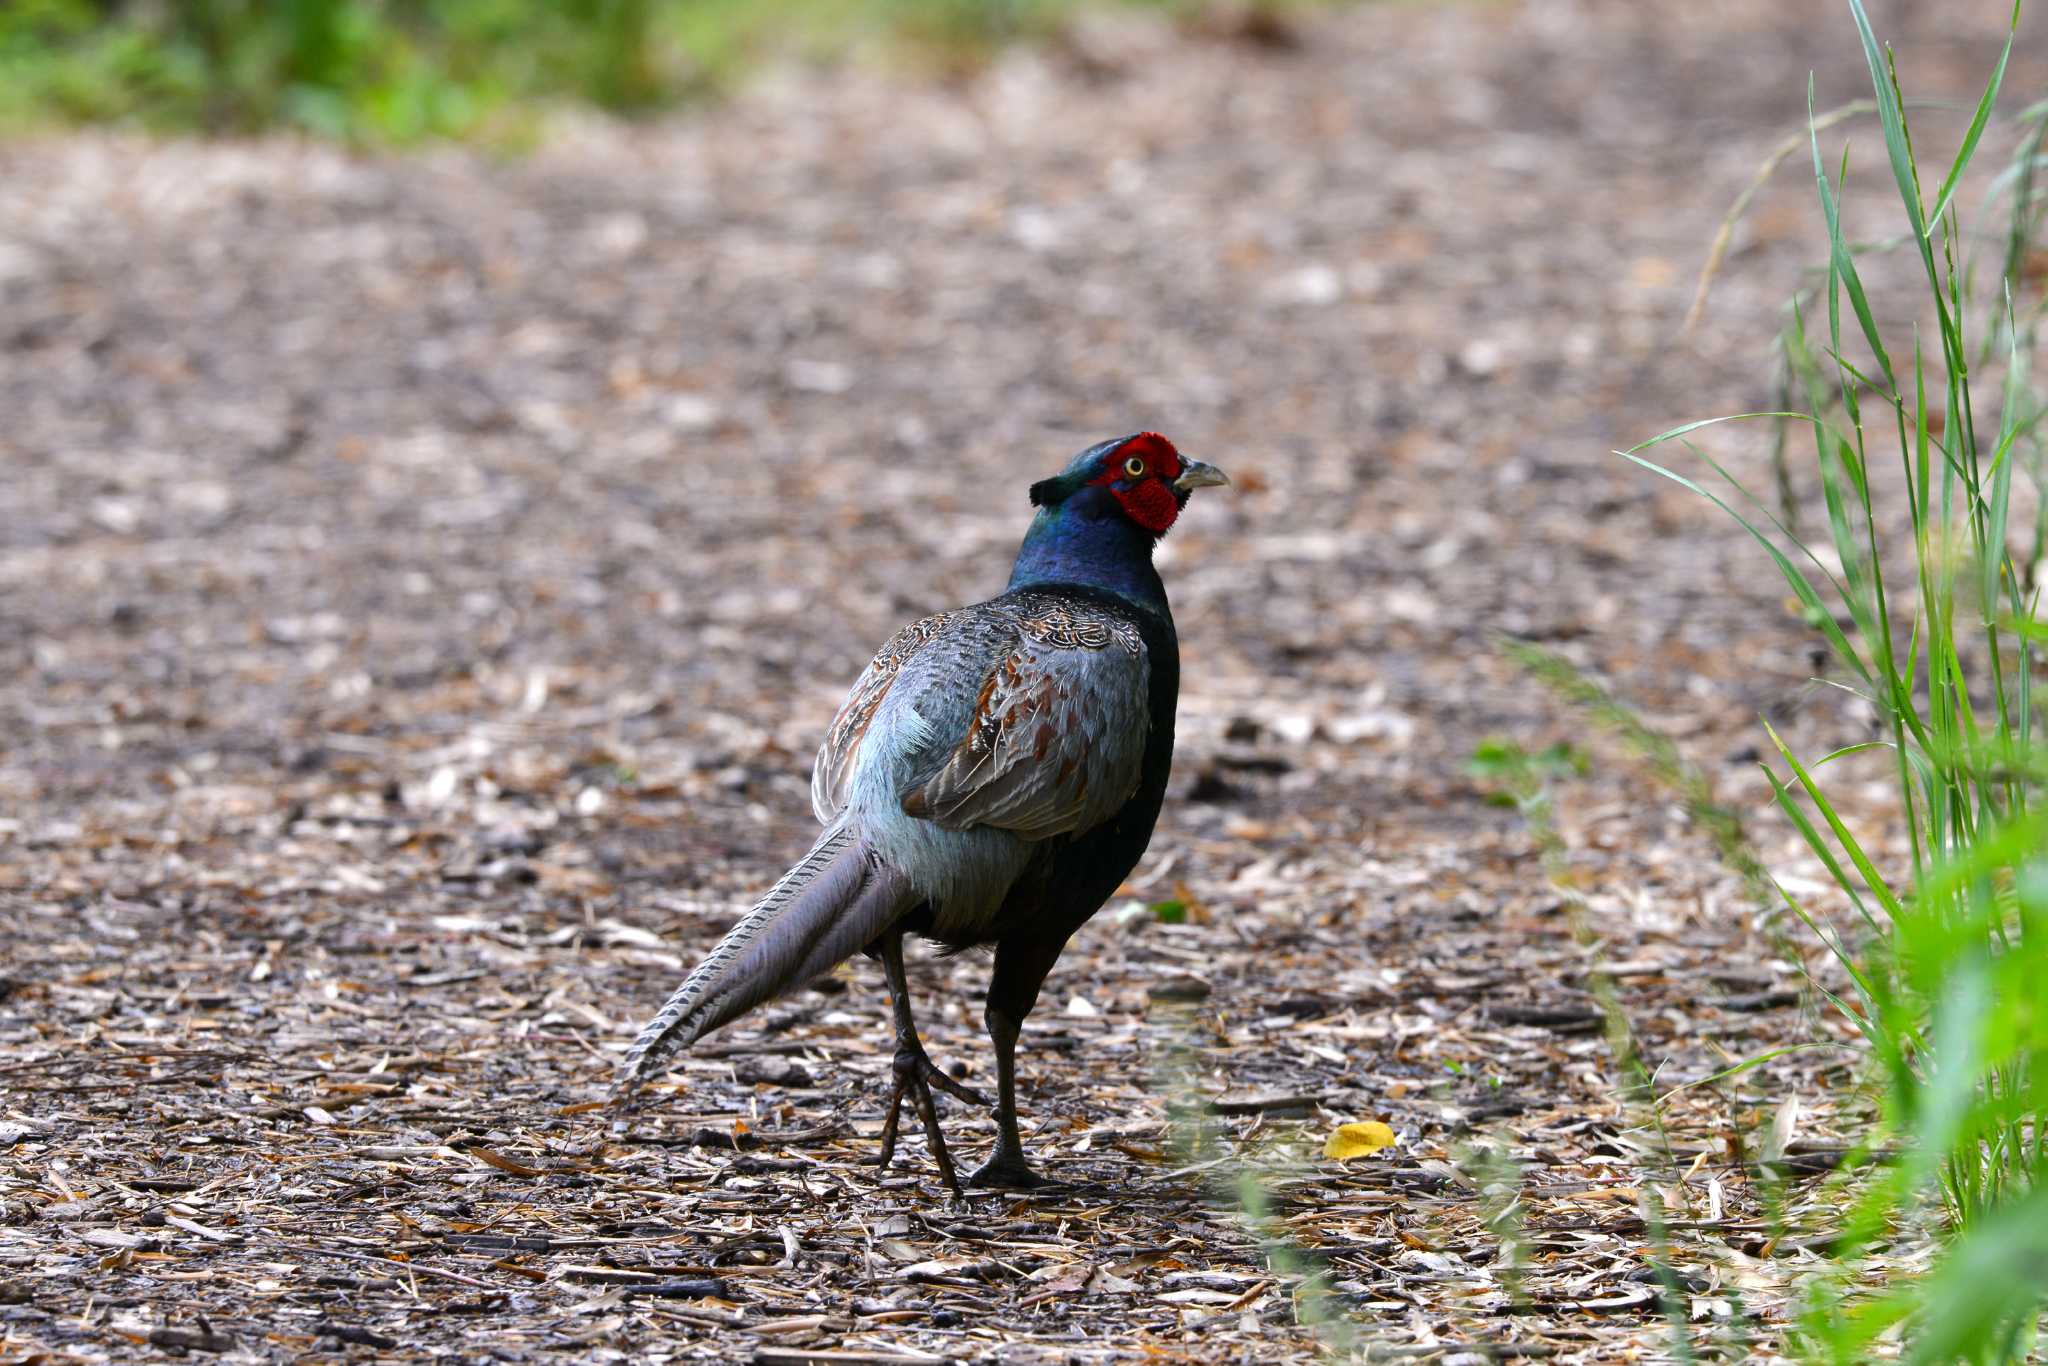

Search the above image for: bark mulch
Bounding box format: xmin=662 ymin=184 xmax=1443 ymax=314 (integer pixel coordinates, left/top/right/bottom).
xmin=1 ymin=1 xmax=2039 ymax=1360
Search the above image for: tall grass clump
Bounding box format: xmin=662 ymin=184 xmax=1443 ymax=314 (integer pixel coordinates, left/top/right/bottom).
xmin=1629 ymin=1 xmax=2048 ymax=1357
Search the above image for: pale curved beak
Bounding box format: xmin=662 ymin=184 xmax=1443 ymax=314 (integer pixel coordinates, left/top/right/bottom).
xmin=1173 ymin=458 xmax=1229 ymax=494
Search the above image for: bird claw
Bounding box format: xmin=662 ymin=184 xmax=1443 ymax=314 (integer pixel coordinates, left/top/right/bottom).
xmin=967 ymin=1153 xmax=1050 ymax=1190
xmin=923 ymin=1063 xmax=988 ymax=1109
xmin=875 ymin=1047 xmax=981 ymax=1196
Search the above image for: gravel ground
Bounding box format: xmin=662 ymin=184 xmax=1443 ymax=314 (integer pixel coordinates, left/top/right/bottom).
xmin=1 ymin=1 xmax=2041 ymax=1361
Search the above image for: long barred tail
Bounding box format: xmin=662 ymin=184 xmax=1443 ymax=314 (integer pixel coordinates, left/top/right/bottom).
xmin=613 ymin=823 xmax=911 ymax=1099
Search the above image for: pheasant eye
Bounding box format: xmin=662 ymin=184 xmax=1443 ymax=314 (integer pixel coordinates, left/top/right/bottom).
xmin=1122 ymin=457 xmax=1146 ymax=479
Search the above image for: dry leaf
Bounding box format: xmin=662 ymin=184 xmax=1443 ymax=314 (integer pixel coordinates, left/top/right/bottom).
xmin=468 ymin=1147 xmax=545 ymax=1177
xmin=1762 ymin=1094 xmax=1801 ymax=1167
xmin=1324 ymin=1121 xmax=1397 ymax=1161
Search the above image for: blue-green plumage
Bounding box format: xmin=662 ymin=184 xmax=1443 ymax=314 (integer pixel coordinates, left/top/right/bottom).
xmin=1008 ymin=485 xmax=1170 ymax=612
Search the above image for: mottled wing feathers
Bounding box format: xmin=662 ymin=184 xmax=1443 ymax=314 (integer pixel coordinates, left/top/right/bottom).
xmin=904 ymin=600 xmax=1149 ymax=841
xmin=811 ymin=595 xmax=1151 ymax=843
xmin=812 ymin=612 xmax=950 ymax=822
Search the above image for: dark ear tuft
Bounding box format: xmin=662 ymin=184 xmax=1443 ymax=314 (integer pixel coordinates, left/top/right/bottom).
xmin=1029 ymin=477 xmax=1063 ymax=507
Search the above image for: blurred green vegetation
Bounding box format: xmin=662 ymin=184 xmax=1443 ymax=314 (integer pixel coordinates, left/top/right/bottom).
xmin=0 ymin=0 xmax=1302 ymax=144
xmin=1624 ymin=0 xmax=2048 ymax=1355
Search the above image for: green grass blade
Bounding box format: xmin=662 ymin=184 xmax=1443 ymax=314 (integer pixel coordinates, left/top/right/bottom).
xmin=1922 ymin=0 xmax=2021 ymax=234
xmin=1692 ymin=440 xmax=1855 ymax=599
xmin=1763 ymin=763 xmax=1885 ymax=940
xmin=1815 ymin=741 xmax=1893 ymax=767
xmin=1626 ymin=413 xmax=1818 ymax=448
xmin=1844 ymin=0 xmax=1929 ymax=242
xmin=1911 ymin=806 xmax=2048 ymax=919
xmin=1906 ymin=1185 xmax=2048 ymax=1364
xmin=1769 ymin=878 xmax=1882 ymax=1033
xmin=1653 ymin=1044 xmax=1848 ymax=1107
xmin=1765 ymin=721 xmax=1907 ymax=924
xmin=1809 ymin=75 xmax=1898 ymax=390
xmin=1619 ymin=449 xmax=1872 ymax=689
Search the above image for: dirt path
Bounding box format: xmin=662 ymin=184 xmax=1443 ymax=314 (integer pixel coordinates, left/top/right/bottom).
xmin=1 ymin=1 xmax=2039 ymax=1360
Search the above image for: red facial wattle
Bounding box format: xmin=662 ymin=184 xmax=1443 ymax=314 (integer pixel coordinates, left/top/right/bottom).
xmin=1112 ymin=479 xmax=1180 ymax=533
xmin=1090 ymin=432 xmax=1186 ymax=535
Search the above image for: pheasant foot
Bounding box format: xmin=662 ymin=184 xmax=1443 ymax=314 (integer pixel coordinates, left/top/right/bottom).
xmin=967 ymin=1147 xmax=1048 ymax=1189
xmin=876 ymin=1044 xmax=987 ymax=1195
xmin=873 ymin=931 xmax=986 ymax=1197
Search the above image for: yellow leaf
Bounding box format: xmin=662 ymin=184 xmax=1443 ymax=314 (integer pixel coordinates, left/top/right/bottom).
xmin=1324 ymin=1121 xmax=1397 ymax=1161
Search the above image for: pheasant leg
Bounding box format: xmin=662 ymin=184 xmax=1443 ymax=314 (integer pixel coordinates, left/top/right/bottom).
xmin=967 ymin=933 xmax=1063 ymax=1189
xmin=967 ymin=1002 xmax=1048 ymax=1188
xmin=873 ymin=931 xmax=986 ymax=1196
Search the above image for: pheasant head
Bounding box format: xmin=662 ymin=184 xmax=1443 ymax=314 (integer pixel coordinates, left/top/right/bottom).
xmin=1009 ymin=433 xmax=1228 ymax=604
xmin=1027 ymin=432 xmax=1229 ymax=536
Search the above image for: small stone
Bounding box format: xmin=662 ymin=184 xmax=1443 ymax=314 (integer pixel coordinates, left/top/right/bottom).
xmin=664 ymin=393 xmax=721 ymax=431
xmin=785 ymin=359 xmax=853 ymax=394
xmin=1267 ymin=263 xmax=1342 ymax=307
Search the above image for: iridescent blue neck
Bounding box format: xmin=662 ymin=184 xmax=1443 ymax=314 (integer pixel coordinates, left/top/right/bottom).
xmin=1005 ymin=485 xmax=1167 ymax=612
